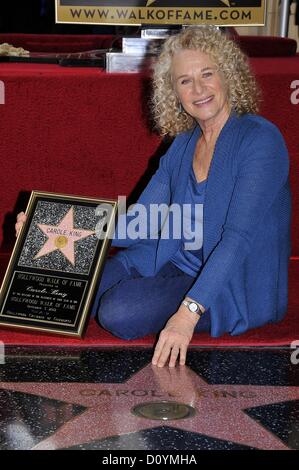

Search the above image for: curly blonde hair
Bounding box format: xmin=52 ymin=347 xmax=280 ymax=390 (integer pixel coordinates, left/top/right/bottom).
xmin=152 ymin=26 xmax=261 ymax=136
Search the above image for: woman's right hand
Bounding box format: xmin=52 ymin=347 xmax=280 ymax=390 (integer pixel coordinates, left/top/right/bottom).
xmin=15 ymin=212 xmax=27 ymax=237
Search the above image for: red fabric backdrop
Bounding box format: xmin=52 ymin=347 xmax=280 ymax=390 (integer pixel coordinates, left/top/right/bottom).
xmin=0 ymin=56 xmax=298 ymax=255
xmin=0 ymin=36 xmax=298 ymax=346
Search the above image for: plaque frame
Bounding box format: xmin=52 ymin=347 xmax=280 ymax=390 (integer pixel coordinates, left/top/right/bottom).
xmin=0 ymin=191 xmax=118 ymax=338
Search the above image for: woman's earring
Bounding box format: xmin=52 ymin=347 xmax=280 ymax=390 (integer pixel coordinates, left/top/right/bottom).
xmin=178 ymin=103 xmax=183 ymax=113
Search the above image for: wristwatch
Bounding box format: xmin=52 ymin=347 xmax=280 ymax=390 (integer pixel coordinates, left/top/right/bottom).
xmin=182 ymin=299 xmax=203 ymax=315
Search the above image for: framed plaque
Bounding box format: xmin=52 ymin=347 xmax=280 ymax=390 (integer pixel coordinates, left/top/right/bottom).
xmin=0 ymin=191 xmax=117 ymax=337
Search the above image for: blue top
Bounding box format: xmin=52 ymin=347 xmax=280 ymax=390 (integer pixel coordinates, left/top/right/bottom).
xmin=112 ymin=113 xmax=291 ymax=337
xmin=170 ymin=168 xmax=206 ymax=277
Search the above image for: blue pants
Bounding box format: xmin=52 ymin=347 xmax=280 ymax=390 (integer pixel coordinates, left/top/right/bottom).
xmin=92 ymin=257 xmax=211 ymax=340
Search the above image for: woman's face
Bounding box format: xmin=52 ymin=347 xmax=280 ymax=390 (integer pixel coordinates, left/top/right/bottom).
xmin=171 ymin=49 xmax=230 ymax=127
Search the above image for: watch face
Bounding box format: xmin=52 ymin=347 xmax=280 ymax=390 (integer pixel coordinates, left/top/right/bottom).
xmin=189 ymin=302 xmax=199 ymax=313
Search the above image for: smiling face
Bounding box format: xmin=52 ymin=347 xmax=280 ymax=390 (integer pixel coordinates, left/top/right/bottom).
xmin=171 ymin=49 xmax=231 ymax=128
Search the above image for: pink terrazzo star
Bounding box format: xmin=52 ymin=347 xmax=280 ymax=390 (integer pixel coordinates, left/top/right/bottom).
xmin=34 ymin=207 xmax=95 ymax=265
xmin=1 ymin=364 xmax=298 ymax=450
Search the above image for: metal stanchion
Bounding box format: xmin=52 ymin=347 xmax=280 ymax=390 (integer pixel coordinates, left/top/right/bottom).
xmin=279 ymin=0 xmax=291 ymax=37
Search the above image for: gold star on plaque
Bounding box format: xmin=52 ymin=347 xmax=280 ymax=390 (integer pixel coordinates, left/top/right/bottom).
xmin=34 ymin=207 xmax=95 ymax=266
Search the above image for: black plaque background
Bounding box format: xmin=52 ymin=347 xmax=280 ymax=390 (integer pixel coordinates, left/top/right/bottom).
xmin=2 ymin=272 xmax=87 ymax=326
xmin=0 ymin=193 xmax=116 ymax=337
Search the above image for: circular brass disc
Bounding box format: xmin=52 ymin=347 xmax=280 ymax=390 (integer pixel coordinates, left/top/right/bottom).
xmin=131 ymin=401 xmax=196 ymax=421
xmin=55 ymin=235 xmax=68 ymax=249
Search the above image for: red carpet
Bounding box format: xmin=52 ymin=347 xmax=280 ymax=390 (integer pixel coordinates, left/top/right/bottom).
xmin=0 ymin=258 xmax=298 ymax=348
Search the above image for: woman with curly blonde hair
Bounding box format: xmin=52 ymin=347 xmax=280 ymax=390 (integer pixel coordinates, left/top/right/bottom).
xmin=16 ymin=26 xmax=292 ymax=368
xmin=152 ymin=25 xmax=260 ymax=136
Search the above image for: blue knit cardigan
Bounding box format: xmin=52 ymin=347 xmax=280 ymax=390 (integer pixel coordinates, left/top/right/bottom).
xmin=112 ymin=112 xmax=292 ymax=337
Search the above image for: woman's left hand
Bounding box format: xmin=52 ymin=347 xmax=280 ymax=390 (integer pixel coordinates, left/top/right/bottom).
xmin=152 ymin=305 xmax=200 ymax=368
